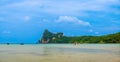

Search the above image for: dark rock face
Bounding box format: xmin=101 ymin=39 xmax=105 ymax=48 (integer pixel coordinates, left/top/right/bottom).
xmin=39 ymin=29 xmax=63 ymax=43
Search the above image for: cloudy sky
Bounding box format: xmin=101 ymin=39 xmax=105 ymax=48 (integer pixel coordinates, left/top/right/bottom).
xmin=0 ymin=0 xmax=120 ymax=43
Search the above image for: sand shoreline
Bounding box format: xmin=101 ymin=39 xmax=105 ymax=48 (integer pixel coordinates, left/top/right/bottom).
xmin=0 ymin=44 xmax=120 ymax=62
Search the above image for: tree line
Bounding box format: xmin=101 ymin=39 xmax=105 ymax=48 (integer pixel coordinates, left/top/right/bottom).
xmin=39 ymin=29 xmax=120 ymax=43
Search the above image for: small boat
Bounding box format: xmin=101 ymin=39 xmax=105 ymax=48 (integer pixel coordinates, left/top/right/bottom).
xmin=20 ymin=43 xmax=24 ymax=45
xmin=7 ymin=43 xmax=10 ymax=45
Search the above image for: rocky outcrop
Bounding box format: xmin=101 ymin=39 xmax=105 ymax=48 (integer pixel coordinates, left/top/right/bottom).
xmin=38 ymin=29 xmax=120 ymax=44
xmin=39 ymin=29 xmax=63 ymax=43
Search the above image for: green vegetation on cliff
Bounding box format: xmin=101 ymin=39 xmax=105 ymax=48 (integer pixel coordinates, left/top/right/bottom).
xmin=39 ymin=29 xmax=120 ymax=43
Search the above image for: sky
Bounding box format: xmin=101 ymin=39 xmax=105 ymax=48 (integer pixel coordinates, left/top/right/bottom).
xmin=0 ymin=0 xmax=120 ymax=43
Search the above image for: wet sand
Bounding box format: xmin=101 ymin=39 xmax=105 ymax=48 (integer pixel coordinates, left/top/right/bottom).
xmin=0 ymin=44 xmax=120 ymax=62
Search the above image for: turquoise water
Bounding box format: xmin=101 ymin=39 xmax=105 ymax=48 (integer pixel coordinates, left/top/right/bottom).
xmin=0 ymin=44 xmax=120 ymax=62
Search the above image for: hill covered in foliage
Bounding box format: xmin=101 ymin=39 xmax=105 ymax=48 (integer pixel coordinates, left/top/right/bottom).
xmin=38 ymin=29 xmax=120 ymax=43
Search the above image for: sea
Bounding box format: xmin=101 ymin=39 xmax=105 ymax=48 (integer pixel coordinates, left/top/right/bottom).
xmin=0 ymin=44 xmax=120 ymax=62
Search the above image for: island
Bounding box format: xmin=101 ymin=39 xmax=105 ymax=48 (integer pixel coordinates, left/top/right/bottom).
xmin=38 ymin=29 xmax=120 ymax=44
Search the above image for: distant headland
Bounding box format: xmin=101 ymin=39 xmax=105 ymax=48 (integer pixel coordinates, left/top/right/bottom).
xmin=38 ymin=29 xmax=120 ymax=44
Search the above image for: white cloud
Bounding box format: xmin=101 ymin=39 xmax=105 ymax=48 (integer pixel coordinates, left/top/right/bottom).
xmin=95 ymin=32 xmax=99 ymax=34
xmin=24 ymin=16 xmax=31 ymax=21
xmin=56 ymin=16 xmax=91 ymax=26
xmin=89 ymin=29 xmax=93 ymax=32
xmin=0 ymin=0 xmax=119 ymax=16
xmin=88 ymin=29 xmax=100 ymax=34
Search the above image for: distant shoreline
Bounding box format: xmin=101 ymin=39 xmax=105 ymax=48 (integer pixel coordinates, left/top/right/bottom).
xmin=39 ymin=30 xmax=120 ymax=44
xmin=0 ymin=43 xmax=120 ymax=45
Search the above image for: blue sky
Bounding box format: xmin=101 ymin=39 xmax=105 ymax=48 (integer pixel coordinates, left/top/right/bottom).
xmin=0 ymin=0 xmax=120 ymax=43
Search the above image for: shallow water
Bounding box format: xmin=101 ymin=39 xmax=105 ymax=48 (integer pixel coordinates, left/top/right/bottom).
xmin=0 ymin=44 xmax=120 ymax=62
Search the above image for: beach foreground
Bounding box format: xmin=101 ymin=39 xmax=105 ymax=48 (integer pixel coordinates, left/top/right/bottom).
xmin=0 ymin=44 xmax=120 ymax=62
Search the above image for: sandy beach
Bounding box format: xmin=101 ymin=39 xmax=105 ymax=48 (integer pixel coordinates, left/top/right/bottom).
xmin=0 ymin=44 xmax=120 ymax=62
